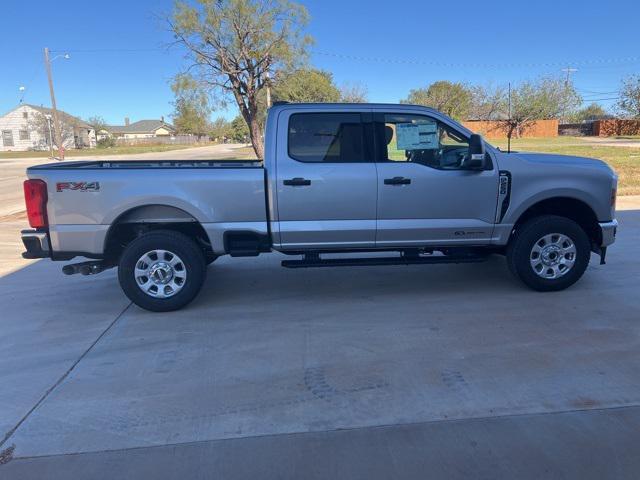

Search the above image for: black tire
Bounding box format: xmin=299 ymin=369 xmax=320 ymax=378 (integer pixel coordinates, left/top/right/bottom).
xmin=118 ymin=230 xmax=206 ymax=312
xmin=506 ymin=215 xmax=591 ymax=292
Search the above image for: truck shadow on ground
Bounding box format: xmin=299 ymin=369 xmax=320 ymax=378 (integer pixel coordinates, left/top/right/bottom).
xmin=195 ymin=253 xmax=522 ymax=309
xmin=0 ymin=209 xmax=637 ymax=316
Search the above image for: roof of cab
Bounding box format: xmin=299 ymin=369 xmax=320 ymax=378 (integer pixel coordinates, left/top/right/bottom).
xmin=268 ymin=102 xmax=440 ymax=114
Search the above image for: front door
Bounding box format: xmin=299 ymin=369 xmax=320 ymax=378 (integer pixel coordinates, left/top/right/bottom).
xmin=374 ymin=112 xmax=499 ymax=247
xmin=275 ymin=110 xmax=378 ymax=250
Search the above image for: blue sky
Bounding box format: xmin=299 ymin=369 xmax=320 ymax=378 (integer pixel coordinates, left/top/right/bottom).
xmin=1 ymin=0 xmax=638 ymax=124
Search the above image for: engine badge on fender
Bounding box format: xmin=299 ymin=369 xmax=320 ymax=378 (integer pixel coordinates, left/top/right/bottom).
xmin=56 ymin=181 xmax=100 ymax=192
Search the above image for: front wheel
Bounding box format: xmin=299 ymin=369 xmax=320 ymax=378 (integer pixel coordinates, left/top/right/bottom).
xmin=506 ymin=215 xmax=591 ymax=292
xmin=118 ymin=230 xmax=207 ymax=312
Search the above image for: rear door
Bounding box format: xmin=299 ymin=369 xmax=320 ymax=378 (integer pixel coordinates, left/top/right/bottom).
xmin=274 ymin=109 xmax=378 ymax=250
xmin=374 ymin=111 xmax=499 ymax=246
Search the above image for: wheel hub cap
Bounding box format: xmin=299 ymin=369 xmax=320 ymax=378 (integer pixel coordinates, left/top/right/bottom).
xmin=541 ymin=245 xmax=562 ymax=266
xmin=529 ymin=233 xmax=577 ymax=279
xmin=134 ymin=250 xmax=187 ymax=298
xmin=149 ymin=262 xmax=174 ymax=284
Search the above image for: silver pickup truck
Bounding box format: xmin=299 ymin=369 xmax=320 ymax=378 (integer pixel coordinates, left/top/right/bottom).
xmin=21 ymin=103 xmax=618 ymax=311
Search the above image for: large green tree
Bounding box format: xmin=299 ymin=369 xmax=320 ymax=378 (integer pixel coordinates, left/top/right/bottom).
xmin=209 ymin=117 xmax=232 ymax=141
xmin=572 ymin=103 xmax=611 ymax=122
xmin=171 ymin=74 xmax=212 ymax=136
xmin=618 ymin=75 xmax=640 ymax=118
xmin=229 ymin=115 xmax=250 ymax=142
xmin=170 ymin=0 xmax=311 ymax=159
xmin=402 ymin=81 xmax=473 ymax=121
xmin=251 ymin=68 xmax=342 ymax=128
xmin=506 ymin=77 xmax=581 ymax=137
xmin=271 ymin=68 xmax=340 ymax=103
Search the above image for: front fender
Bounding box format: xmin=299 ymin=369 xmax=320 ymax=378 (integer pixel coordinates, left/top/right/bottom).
xmin=503 ymin=187 xmax=602 ymax=226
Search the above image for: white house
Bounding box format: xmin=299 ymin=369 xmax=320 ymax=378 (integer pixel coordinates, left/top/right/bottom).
xmin=0 ymin=104 xmax=96 ymax=152
xmin=103 ymin=117 xmax=176 ymax=139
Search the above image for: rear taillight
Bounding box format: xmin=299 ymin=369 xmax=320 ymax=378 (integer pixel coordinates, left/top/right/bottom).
xmin=23 ymin=179 xmax=48 ymax=228
xmin=611 ymin=188 xmax=617 ymax=209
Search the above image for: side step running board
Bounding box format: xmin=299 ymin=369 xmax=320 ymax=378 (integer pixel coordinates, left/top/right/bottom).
xmin=281 ymin=254 xmax=489 ymax=269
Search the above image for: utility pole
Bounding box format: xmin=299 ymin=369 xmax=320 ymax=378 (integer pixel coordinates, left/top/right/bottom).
xmin=264 ymin=53 xmax=272 ymax=109
xmin=45 ymin=115 xmax=54 ymax=159
xmin=561 ymin=66 xmax=578 ymax=123
xmin=561 ymin=66 xmax=578 ymax=85
xmin=43 ymin=47 xmax=64 ymax=160
xmin=265 ymin=70 xmax=272 ymax=109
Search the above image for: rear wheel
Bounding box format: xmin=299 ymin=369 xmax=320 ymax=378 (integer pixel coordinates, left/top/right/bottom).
xmin=118 ymin=230 xmax=206 ymax=312
xmin=507 ymin=215 xmax=591 ymax=291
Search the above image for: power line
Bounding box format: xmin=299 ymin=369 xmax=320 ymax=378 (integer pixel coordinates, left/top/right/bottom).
xmin=313 ymin=51 xmax=640 ymax=69
xmin=50 ymin=48 xmax=162 ymax=53
xmin=578 ymin=89 xmax=620 ymax=95
xmin=47 ymin=47 xmax=640 ymax=69
xmin=580 ymin=97 xmax=620 ymax=101
xmin=18 ymin=64 xmax=41 ymax=103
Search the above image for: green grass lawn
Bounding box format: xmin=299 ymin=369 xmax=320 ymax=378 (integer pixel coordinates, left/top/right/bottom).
xmin=490 ymin=137 xmax=640 ymax=195
xmin=0 ymin=144 xmax=197 ymax=159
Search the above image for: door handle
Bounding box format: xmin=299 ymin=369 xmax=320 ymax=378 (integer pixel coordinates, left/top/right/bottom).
xmin=384 ymin=176 xmax=411 ymax=185
xmin=283 ymin=177 xmax=311 ymax=186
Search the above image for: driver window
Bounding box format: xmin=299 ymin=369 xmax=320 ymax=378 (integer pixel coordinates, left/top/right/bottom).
xmin=381 ymin=114 xmax=470 ymax=170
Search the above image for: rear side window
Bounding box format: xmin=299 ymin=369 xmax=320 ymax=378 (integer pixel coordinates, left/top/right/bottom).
xmin=288 ymin=113 xmax=365 ymax=163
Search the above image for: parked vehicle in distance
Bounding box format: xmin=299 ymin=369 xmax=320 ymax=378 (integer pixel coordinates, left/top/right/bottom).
xmin=21 ymin=103 xmax=618 ymax=311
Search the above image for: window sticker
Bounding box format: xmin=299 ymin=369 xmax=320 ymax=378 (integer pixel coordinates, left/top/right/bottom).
xmin=396 ymin=121 xmax=438 ymax=150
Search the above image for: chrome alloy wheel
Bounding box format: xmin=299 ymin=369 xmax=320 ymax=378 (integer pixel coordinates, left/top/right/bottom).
xmin=134 ymin=250 xmax=187 ymax=298
xmin=529 ymin=233 xmax=577 ymax=279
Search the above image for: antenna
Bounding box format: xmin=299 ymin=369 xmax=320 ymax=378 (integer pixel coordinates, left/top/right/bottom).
xmin=507 ymin=82 xmax=511 ymax=154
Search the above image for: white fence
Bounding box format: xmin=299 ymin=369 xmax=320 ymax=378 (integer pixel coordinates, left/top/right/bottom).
xmin=115 ymin=135 xmax=210 ymax=146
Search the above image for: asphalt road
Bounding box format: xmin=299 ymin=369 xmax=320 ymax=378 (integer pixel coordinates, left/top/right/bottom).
xmin=1 ymin=203 xmax=639 ymax=477
xmin=0 ymin=143 xmax=250 ymax=218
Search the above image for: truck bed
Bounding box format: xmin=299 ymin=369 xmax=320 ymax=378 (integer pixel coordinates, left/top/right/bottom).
xmin=28 ymin=159 xmax=263 ymax=170
xmin=27 ymin=159 xmax=268 ymax=256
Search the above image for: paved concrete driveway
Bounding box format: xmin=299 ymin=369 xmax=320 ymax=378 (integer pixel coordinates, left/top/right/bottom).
xmin=1 ymin=201 xmax=639 ymax=478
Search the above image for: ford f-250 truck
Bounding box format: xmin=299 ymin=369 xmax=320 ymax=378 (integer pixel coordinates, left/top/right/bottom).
xmin=21 ymin=103 xmax=618 ymax=311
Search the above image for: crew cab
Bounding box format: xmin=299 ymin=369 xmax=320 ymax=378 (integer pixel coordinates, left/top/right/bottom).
xmin=21 ymin=103 xmax=618 ymax=311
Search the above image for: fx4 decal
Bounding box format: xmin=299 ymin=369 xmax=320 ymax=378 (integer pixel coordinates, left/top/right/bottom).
xmin=56 ymin=182 xmax=100 ymax=192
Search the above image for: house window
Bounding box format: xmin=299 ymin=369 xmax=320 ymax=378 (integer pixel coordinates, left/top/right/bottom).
xmin=19 ymin=130 xmax=30 ymax=141
xmin=23 ymin=111 xmax=28 ymax=119
xmin=2 ymin=130 xmax=14 ymax=147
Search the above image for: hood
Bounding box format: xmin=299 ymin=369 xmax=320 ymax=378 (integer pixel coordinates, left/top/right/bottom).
xmin=512 ymin=152 xmax=614 ymax=173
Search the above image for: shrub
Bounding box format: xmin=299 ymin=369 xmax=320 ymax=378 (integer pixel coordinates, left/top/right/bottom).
xmin=97 ymin=137 xmax=117 ymax=148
